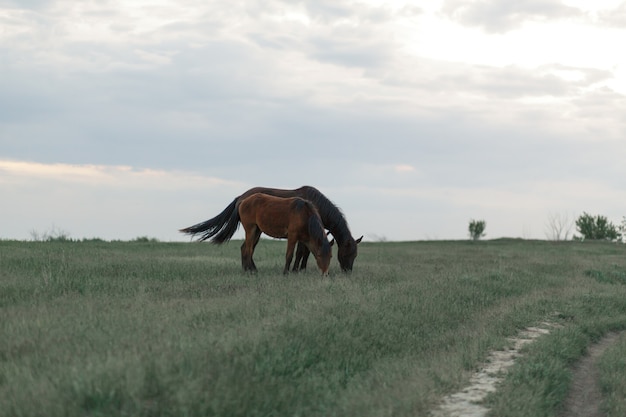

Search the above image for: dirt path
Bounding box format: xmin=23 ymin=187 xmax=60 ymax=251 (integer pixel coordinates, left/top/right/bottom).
xmin=430 ymin=323 xmax=556 ymax=417
xmin=559 ymin=332 xmax=622 ymax=417
xmin=430 ymin=327 xmax=624 ymax=417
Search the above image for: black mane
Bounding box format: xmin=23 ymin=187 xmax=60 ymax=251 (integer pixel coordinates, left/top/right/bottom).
xmin=299 ymin=186 xmax=352 ymax=245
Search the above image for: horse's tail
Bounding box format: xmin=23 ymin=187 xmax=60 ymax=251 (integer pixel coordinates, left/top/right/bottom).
xmin=180 ymin=197 xmax=241 ymax=244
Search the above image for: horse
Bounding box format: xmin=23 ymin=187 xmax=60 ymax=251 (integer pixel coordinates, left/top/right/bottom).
xmin=180 ymin=186 xmax=362 ymax=272
xmin=236 ymin=193 xmax=333 ymax=275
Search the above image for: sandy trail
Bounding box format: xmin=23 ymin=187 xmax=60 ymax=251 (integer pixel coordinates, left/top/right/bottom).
xmin=430 ymin=323 xmax=555 ymax=417
xmin=431 ymin=325 xmax=624 ymax=417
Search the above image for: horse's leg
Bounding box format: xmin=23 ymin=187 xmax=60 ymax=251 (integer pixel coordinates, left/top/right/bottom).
xmin=291 ymin=242 xmax=302 ymax=272
xmin=284 ymin=238 xmax=297 ymax=275
xmin=292 ymin=242 xmax=309 ymax=272
xmin=250 ymin=228 xmax=262 ymax=271
xmin=241 ymin=226 xmax=260 ymax=272
xmin=240 ymin=242 xmax=252 ymax=271
xmin=298 ymin=244 xmax=311 ymax=271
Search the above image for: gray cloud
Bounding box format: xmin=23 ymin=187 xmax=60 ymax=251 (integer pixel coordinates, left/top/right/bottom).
xmin=0 ymin=0 xmax=54 ymax=9
xmin=308 ymin=37 xmax=393 ymax=69
xmin=444 ymin=64 xmax=613 ymax=98
xmin=442 ymin=0 xmax=583 ymax=33
xmin=244 ymin=1 xmax=398 ymax=70
xmin=301 ymin=0 xmax=354 ymax=22
xmin=1 ymin=35 xmax=621 ymax=188
xmin=375 ymin=56 xmax=616 ymax=108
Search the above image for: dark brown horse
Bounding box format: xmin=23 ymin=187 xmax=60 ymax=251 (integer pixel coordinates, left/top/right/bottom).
xmin=237 ymin=193 xmax=333 ymax=275
xmin=180 ymin=186 xmax=362 ymax=272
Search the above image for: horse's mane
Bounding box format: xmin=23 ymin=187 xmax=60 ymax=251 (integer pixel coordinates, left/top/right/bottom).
xmin=300 ymin=186 xmax=352 ymax=243
xmin=304 ymin=203 xmax=332 ymax=257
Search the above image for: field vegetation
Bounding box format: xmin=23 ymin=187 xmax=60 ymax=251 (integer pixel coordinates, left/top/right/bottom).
xmin=1 ymin=239 xmax=626 ymax=416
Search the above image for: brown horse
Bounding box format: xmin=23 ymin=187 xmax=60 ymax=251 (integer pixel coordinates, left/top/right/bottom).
xmin=237 ymin=193 xmax=333 ymax=275
xmin=180 ymin=186 xmax=362 ymax=272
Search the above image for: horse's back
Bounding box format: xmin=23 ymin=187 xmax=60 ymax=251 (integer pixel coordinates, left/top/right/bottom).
xmin=240 ymin=192 xmax=298 ymax=209
xmin=239 ymin=193 xmax=302 ymax=238
xmin=239 ymin=187 xmax=306 ymax=201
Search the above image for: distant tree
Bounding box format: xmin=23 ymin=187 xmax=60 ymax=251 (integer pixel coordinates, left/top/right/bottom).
xmin=132 ymin=236 xmax=160 ymax=243
xmin=545 ymin=212 xmax=574 ymax=241
xmin=468 ymin=219 xmax=486 ymax=241
xmin=575 ymin=212 xmax=618 ymax=241
xmin=30 ymin=226 xmax=72 ymax=242
xmin=618 ymin=216 xmax=626 ymax=243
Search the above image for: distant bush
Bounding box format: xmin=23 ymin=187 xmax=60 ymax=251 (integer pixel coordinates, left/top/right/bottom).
xmin=81 ymin=238 xmax=107 ymax=243
xmin=575 ymin=212 xmax=619 ymax=241
xmin=132 ymin=236 xmax=160 ymax=243
xmin=30 ymin=226 xmax=73 ymax=242
xmin=619 ymin=217 xmax=626 ymax=243
xmin=468 ymin=219 xmax=486 ymax=241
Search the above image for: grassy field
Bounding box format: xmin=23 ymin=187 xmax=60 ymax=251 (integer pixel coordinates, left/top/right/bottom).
xmin=1 ymin=239 xmax=626 ymax=417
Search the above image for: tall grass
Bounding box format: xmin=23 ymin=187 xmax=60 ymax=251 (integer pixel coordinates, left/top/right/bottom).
xmin=598 ymin=333 xmax=626 ymax=416
xmin=1 ymin=239 xmax=626 ymax=416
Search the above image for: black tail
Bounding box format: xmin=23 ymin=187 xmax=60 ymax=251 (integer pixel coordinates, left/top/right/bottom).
xmin=180 ymin=198 xmax=241 ymax=243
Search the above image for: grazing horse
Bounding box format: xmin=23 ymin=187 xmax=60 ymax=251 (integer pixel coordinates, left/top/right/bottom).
xmin=237 ymin=193 xmax=333 ymax=275
xmin=180 ymin=186 xmax=362 ymax=272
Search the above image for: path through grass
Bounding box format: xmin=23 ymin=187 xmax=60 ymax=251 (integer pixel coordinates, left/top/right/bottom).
xmin=1 ymin=239 xmax=626 ymax=416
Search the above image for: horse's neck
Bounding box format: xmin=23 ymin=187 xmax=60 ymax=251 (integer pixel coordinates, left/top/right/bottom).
xmin=322 ymin=215 xmax=352 ymax=245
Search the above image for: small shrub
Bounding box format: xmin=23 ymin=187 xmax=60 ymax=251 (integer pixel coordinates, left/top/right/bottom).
xmin=132 ymin=236 xmax=160 ymax=243
xmin=618 ymin=216 xmax=626 ymax=243
xmin=469 ymin=219 xmax=486 ymax=241
xmin=575 ymin=212 xmax=618 ymax=241
xmin=30 ymin=226 xmax=73 ymax=242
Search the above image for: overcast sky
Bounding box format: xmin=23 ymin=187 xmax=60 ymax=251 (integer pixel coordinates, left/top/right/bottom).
xmin=1 ymin=0 xmax=625 ymax=242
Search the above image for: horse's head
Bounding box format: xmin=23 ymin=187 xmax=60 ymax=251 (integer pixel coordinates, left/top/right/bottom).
xmin=313 ymin=238 xmax=334 ymax=276
xmin=337 ymin=235 xmax=363 ymax=272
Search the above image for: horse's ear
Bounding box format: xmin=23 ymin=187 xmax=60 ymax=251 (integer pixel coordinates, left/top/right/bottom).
xmin=355 ymin=236 xmax=363 ymax=244
xmin=329 ymin=238 xmax=335 ymax=247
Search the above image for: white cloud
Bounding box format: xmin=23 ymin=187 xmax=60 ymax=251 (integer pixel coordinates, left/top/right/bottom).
xmin=0 ymin=160 xmax=243 ymax=189
xmin=395 ymin=164 xmax=416 ymax=173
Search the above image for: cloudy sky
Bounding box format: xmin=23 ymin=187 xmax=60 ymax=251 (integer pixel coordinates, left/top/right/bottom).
xmin=1 ymin=0 xmax=625 ymax=242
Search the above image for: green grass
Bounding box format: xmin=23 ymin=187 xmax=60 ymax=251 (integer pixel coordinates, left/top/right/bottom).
xmin=1 ymin=239 xmax=626 ymax=417
xmin=598 ymin=332 xmax=626 ymax=416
